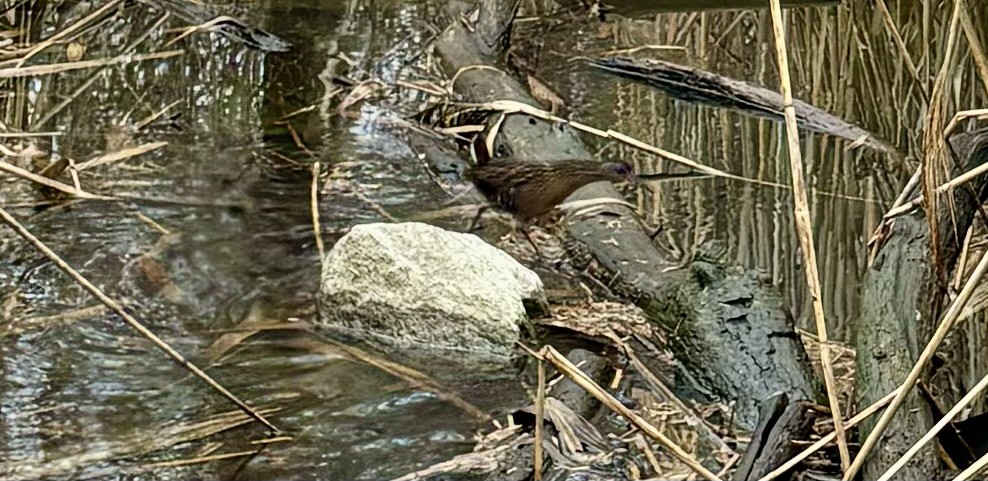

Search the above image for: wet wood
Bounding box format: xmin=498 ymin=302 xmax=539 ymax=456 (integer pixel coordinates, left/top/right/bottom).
xmin=854 ymin=128 xmax=988 ymax=481
xmin=591 ymin=57 xmax=903 ymax=164
xmin=434 ymin=0 xmax=818 ymax=431
xmin=731 ymin=393 xmax=814 ymax=481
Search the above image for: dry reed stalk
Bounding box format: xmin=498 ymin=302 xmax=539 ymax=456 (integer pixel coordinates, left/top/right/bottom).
xmin=142 ymin=449 xmax=258 ymax=468
xmin=0 ymin=131 xmax=62 ymax=137
xmin=540 ymin=346 xmax=722 ymax=481
xmin=767 ymin=0 xmax=850 ymax=472
xmin=75 ymin=141 xmax=168 ymax=171
xmin=885 ymin=161 xmax=988 ymax=219
xmin=0 ymin=50 xmax=183 ymax=78
xmin=876 ymin=365 xmax=988 ymax=480
xmin=945 ymin=109 xmax=988 ymax=138
xmin=310 ymin=162 xmax=325 ymax=260
xmin=534 ymin=357 xmax=546 ymax=481
xmin=756 ymin=388 xmax=900 ymax=481
xmin=315 ymin=332 xmax=488 ymax=420
xmin=845 ymin=197 xmax=988 ymax=479
xmin=0 ymin=159 xmax=112 ymax=199
xmin=0 ymin=206 xmax=281 ymax=434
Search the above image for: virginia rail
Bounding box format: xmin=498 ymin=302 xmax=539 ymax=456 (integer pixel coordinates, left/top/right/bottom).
xmin=464 ymin=158 xmax=698 ymax=256
xmin=464 ymin=158 xmax=636 ymax=226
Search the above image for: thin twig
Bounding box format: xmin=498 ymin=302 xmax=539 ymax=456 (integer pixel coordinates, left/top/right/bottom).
xmin=0 ymin=50 xmax=183 ymax=78
xmin=311 ymin=162 xmax=325 ymax=260
xmin=957 ymin=0 xmax=988 ymax=99
xmin=873 ymin=0 xmax=929 ymax=102
xmin=767 ymin=0 xmax=850 ymax=472
xmin=623 ymin=345 xmax=734 ymax=455
xmin=75 ymin=141 xmax=168 ymax=171
xmin=142 ymin=449 xmax=259 ymax=468
xmin=0 ymin=159 xmax=112 ymax=199
xmin=0 ymin=206 xmax=280 ymax=434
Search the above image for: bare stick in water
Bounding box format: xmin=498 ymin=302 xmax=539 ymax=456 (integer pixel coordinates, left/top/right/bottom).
xmin=0 ymin=206 xmax=280 ymax=434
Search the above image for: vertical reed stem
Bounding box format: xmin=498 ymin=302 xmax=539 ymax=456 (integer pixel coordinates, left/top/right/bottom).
xmin=766 ymin=0 xmax=851 ymax=472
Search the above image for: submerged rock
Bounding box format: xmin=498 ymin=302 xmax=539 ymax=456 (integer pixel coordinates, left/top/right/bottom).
xmin=317 ymin=222 xmax=545 ymax=360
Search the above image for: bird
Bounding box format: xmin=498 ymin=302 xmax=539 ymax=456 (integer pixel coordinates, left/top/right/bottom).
xmin=465 ymin=158 xmax=635 ymax=225
xmin=463 ymin=157 xmax=698 ymax=255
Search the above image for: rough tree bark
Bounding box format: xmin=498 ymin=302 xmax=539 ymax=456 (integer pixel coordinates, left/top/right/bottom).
xmin=854 ymin=128 xmax=988 ymax=481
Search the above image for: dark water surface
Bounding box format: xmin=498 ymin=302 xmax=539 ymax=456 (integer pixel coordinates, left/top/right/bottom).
xmin=0 ymin=0 xmax=932 ymax=479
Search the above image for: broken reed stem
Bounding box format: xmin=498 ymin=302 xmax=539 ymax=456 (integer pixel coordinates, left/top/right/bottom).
xmin=884 ymin=159 xmax=988 ymax=219
xmin=767 ymin=0 xmax=850 ymax=473
xmin=0 ymin=206 xmax=281 ymax=434
xmin=540 ymin=346 xmax=722 ymax=481
xmin=310 ymin=162 xmax=325 ymax=260
xmin=756 ymin=388 xmax=900 ymax=481
xmin=877 ymin=365 xmax=988 ymax=481
xmin=534 ymin=356 xmax=545 ymax=481
xmin=845 ymin=238 xmax=988 ymax=480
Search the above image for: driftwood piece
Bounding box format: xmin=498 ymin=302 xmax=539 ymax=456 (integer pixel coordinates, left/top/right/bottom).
xmin=590 ymin=57 xmax=902 ymax=162
xmin=136 ymin=0 xmax=291 ymax=52
xmin=434 ymin=1 xmax=817 ymax=431
xmin=854 ymin=128 xmax=988 ymax=481
xmin=731 ymin=393 xmax=814 ymax=481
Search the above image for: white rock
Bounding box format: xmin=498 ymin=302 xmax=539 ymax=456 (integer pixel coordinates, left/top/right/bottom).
xmin=317 ymin=222 xmax=545 ymax=359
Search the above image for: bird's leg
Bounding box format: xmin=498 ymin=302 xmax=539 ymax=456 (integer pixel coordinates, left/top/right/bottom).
xmin=467 ymin=204 xmax=489 ymax=231
xmin=520 ymin=224 xmax=544 ymax=261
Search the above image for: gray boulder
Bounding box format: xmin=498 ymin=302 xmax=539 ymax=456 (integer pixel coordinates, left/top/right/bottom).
xmin=317 ymin=222 xmax=545 ymax=360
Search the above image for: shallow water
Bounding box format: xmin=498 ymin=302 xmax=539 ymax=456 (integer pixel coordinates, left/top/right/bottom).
xmin=0 ymin=0 xmax=949 ymax=479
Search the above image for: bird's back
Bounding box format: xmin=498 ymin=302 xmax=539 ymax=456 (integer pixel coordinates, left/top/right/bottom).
xmin=465 ymin=159 xmax=621 ymax=221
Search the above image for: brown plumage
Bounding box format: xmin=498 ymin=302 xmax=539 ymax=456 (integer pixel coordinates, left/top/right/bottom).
xmin=464 ymin=158 xmax=634 ymax=223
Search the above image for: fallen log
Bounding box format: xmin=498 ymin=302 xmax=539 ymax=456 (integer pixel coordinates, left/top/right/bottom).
xmin=854 ymin=128 xmax=988 ymax=481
